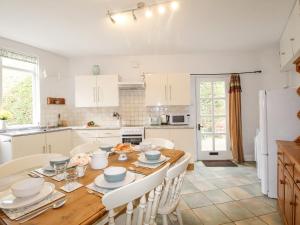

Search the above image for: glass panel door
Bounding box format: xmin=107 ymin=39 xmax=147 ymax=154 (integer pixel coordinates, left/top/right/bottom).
xmin=196 ymin=77 xmax=231 ymax=160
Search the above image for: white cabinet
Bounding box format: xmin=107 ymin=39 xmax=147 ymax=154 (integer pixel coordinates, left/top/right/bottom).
xmin=280 ymin=0 xmax=300 ymax=71
xmin=145 ymin=128 xmax=196 ymax=161
xmin=46 ymin=130 xmax=72 ymax=155
xmin=145 ymin=74 xmax=191 ymax=106
xmin=72 ymin=129 xmax=121 ymax=147
xmin=75 ymin=75 xmax=119 ymax=107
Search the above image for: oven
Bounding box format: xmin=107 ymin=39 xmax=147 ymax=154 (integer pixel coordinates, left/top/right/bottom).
xmin=120 ymin=127 xmax=144 ymax=145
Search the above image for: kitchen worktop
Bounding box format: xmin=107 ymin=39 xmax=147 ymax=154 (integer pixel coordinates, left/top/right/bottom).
xmin=0 ymin=126 xmax=121 ymax=137
xmin=144 ymin=125 xmax=194 ymax=129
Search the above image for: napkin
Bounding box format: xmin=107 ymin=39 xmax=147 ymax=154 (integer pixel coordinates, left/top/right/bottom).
xmin=1 ymin=190 xmax=65 ymax=220
xmin=60 ymin=182 xmax=83 ymax=193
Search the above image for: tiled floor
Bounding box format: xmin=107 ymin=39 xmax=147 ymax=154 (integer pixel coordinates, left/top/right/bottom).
xmin=157 ymin=162 xmax=284 ymax=225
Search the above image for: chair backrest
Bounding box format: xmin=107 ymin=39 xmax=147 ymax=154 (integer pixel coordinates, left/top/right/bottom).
xmin=159 ymin=153 xmax=191 ymax=211
xmin=102 ymin=164 xmax=170 ymax=225
xmin=0 ymin=153 xmax=63 ymax=178
xmin=70 ymin=142 xmax=100 ymax=157
xmin=143 ymin=138 xmax=175 ymax=149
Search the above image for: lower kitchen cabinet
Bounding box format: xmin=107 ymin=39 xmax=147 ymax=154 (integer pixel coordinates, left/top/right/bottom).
xmin=145 ymin=128 xmax=196 ymax=161
xmin=46 ymin=130 xmax=71 ymax=155
xmin=72 ymin=129 xmax=121 ymax=147
xmin=277 ymin=141 xmax=300 ymax=225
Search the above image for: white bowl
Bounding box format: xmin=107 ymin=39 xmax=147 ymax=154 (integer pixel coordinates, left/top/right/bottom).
xmin=11 ymin=178 xmax=44 ymax=198
xmin=104 ymin=166 xmax=127 ymax=183
xmin=145 ymin=150 xmax=161 ymax=161
xmin=49 ymin=156 xmax=70 ymax=167
xmin=139 ymin=142 xmax=152 ymax=151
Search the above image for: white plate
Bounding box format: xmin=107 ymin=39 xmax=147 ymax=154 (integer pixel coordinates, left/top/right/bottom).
xmin=42 ymin=165 xmax=55 ymax=172
xmin=0 ymin=182 xmax=55 ymax=210
xmin=94 ymin=171 xmax=135 ymax=189
xmin=138 ymin=154 xmax=167 ymax=164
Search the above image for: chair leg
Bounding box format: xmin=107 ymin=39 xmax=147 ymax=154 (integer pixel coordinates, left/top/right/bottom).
xmin=162 ymin=215 xmax=169 ymax=225
xmin=175 ymin=208 xmax=183 ymax=225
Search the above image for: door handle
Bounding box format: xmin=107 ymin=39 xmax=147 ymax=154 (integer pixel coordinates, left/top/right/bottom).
xmin=198 ymin=124 xmax=204 ymax=130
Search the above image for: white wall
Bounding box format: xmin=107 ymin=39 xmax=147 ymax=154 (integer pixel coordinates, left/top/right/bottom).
xmin=69 ymin=51 xmax=274 ymax=161
xmin=0 ymin=37 xmax=71 ymax=126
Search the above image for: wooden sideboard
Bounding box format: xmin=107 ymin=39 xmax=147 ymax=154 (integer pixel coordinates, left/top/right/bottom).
xmin=277 ymin=141 xmax=300 ymax=225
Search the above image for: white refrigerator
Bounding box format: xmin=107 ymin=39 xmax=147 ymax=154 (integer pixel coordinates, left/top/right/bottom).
xmin=256 ymin=88 xmax=300 ymax=198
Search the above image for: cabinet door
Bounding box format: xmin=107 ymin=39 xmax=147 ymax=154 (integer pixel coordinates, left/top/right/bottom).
xmin=75 ymin=76 xmax=97 ymax=107
xmin=278 ymin=160 xmax=285 ymax=213
xmin=46 ymin=130 xmax=71 ymax=156
xmin=97 ymin=75 xmax=119 ymax=107
xmin=11 ymin=134 xmax=46 ymax=158
xmin=145 ymin=74 xmax=168 ymax=106
xmin=170 ymin=129 xmax=195 ymax=161
xmin=294 ymin=185 xmax=300 ymax=225
xmin=96 ymin=137 xmax=121 ymax=146
xmin=293 ymin=0 xmax=300 ymax=56
xmin=72 ymin=130 xmax=98 ymax=147
xmin=145 ymin=129 xmax=170 ymax=140
xmin=284 ymin=171 xmax=294 ymax=225
xmin=167 ymin=74 xmax=191 ymax=105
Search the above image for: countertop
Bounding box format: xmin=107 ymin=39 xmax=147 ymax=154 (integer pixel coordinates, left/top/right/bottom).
xmin=144 ymin=125 xmax=194 ymax=129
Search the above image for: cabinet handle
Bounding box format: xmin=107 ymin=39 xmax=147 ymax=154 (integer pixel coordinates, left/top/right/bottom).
xmin=290 ymin=38 xmax=295 ymax=41
xmin=169 ymin=85 xmax=172 ymax=101
xmin=43 ymin=145 xmax=46 ymax=153
xmin=93 ymin=87 xmax=96 ymax=103
xmin=2 ymin=139 xmax=11 ymax=143
xmin=281 ymin=52 xmax=286 ymax=56
xmin=280 ymin=179 xmax=285 ymax=184
xmin=98 ymin=87 xmax=102 ymax=104
xmin=48 ymin=145 xmax=51 ymax=153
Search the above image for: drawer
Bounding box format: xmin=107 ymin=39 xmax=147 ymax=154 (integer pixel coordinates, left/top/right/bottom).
xmin=294 ymin=165 xmax=300 ymax=189
xmin=97 ymin=130 xmax=120 ymax=138
xmin=284 ymin=154 xmax=295 ymax=178
xmin=73 ymin=130 xmax=98 ymax=138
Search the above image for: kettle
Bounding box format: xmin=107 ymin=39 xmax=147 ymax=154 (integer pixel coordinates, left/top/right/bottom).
xmin=160 ymin=114 xmax=170 ymax=125
xmin=90 ymin=150 xmax=108 ymax=170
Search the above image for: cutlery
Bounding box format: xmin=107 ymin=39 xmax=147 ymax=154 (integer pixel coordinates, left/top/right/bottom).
xmin=87 ymin=189 xmax=103 ymax=197
xmin=27 ymin=172 xmax=41 ymax=178
xmin=17 ymin=198 xmax=67 ymax=223
xmin=128 ymin=166 xmax=145 ymax=175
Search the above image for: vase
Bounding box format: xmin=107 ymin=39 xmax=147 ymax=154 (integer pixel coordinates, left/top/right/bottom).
xmin=92 ymin=65 xmax=100 ymax=75
xmin=0 ymin=120 xmax=6 ymax=130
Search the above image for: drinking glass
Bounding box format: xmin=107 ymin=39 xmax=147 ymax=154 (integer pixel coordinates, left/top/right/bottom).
xmin=65 ymin=167 xmax=78 ymax=190
xmin=53 ymin=162 xmax=68 ymax=180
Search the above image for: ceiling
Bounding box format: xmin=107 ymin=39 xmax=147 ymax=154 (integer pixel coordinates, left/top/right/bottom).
xmin=0 ymin=0 xmax=296 ymax=57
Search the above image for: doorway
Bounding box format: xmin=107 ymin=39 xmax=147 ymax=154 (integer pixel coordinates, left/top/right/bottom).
xmin=195 ymin=77 xmax=232 ymax=160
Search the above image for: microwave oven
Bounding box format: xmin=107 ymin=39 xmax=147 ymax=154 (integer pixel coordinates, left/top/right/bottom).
xmin=169 ymin=114 xmax=190 ymax=125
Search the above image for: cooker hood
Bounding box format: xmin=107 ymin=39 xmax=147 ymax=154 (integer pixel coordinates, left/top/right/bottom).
xmin=118 ymin=81 xmax=145 ymax=90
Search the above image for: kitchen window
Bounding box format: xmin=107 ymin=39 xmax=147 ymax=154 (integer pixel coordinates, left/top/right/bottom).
xmin=0 ymin=49 xmax=39 ymax=127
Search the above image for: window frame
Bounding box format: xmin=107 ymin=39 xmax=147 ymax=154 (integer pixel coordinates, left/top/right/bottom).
xmin=0 ymin=56 xmax=40 ymax=128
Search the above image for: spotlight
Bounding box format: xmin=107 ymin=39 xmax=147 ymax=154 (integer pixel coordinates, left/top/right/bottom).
xmin=171 ymin=1 xmax=179 ymax=10
xmin=145 ymin=9 xmax=153 ymax=18
xmin=158 ymin=5 xmax=166 ymax=14
xmin=132 ymin=10 xmax=137 ymax=21
xmin=108 ymin=11 xmax=115 ymax=24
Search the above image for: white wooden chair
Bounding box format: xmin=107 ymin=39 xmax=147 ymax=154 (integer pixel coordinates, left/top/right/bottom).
xmin=70 ymin=142 xmax=101 ymax=157
xmin=158 ymin=153 xmax=191 ymax=225
xmin=0 ymin=153 xmax=62 ymax=190
xmin=102 ymin=164 xmax=170 ymax=225
xmin=143 ymin=138 xmax=175 ymax=149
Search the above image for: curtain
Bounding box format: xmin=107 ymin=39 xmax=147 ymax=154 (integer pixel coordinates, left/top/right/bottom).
xmin=229 ymin=74 xmax=244 ymax=163
xmin=0 ymin=48 xmax=38 ymax=64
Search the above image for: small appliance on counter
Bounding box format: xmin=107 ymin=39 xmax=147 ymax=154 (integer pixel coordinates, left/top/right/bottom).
xmin=169 ymin=114 xmax=190 ymax=125
xmin=149 ymin=116 xmax=161 ymax=126
xmin=160 ymin=114 xmax=170 ymax=125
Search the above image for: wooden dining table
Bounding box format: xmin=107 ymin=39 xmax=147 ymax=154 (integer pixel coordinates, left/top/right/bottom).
xmin=0 ymin=149 xmax=185 ymax=225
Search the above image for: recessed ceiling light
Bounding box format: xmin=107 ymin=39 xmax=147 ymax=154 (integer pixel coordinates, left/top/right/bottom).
xmin=158 ymin=6 xmax=166 ymax=14
xmin=171 ymin=1 xmax=179 ymax=10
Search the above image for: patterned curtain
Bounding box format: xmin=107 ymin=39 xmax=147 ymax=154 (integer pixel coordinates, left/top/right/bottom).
xmin=229 ymin=74 xmax=244 ymax=163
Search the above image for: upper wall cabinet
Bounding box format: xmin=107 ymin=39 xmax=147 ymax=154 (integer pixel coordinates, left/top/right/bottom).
xmin=145 ymin=73 xmax=191 ymax=106
xmin=75 ymin=75 xmax=119 ymax=107
xmin=280 ymin=0 xmax=300 ymax=71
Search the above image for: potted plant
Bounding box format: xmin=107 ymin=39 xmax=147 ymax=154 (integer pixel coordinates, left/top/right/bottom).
xmin=0 ymin=110 xmax=12 ymax=130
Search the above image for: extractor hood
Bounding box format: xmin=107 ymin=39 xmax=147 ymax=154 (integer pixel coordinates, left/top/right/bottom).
xmin=118 ymin=82 xmax=145 ymax=90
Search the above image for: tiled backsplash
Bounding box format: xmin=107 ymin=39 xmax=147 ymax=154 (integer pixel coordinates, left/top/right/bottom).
xmin=41 ymin=90 xmax=190 ymax=127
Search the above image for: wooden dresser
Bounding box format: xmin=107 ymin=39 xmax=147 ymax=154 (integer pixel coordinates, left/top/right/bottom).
xmin=277 ymin=140 xmax=300 ymax=225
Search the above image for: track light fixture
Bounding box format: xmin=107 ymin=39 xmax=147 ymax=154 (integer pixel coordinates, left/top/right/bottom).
xmin=107 ymin=1 xmax=179 ymax=24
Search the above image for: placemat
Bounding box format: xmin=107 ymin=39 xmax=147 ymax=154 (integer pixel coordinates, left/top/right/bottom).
xmin=1 ymin=190 xmax=65 ymax=220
